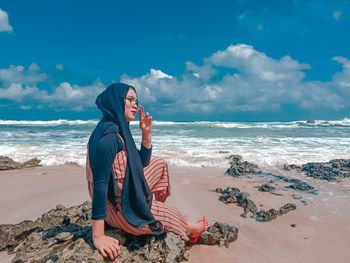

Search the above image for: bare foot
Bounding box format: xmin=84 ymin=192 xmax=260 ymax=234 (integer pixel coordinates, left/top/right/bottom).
xmin=187 ymin=216 xmax=209 ymax=237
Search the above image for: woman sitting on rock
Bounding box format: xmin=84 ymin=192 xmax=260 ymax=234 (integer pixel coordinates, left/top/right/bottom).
xmin=86 ymin=83 xmax=209 ymax=260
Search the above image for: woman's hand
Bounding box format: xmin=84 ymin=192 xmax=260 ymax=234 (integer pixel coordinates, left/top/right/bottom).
xmin=139 ymin=106 xmax=152 ymax=134
xmin=93 ymin=234 xmax=120 ymax=261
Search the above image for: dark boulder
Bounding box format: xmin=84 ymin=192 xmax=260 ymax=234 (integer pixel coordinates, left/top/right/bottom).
xmin=225 ymin=155 xmax=258 ymax=177
xmin=216 ymin=187 xmax=296 ymax=222
xmin=283 ymin=164 xmax=302 ymax=172
xmin=258 ymin=183 xmax=275 ymax=192
xmin=254 ymin=209 xmax=279 ymax=222
xmin=0 ymin=156 xmax=41 ymax=170
xmin=196 ymin=222 xmax=239 ymax=248
xmin=301 ymin=159 xmax=350 ymax=181
xmin=272 ymin=175 xmax=316 ymax=194
xmin=254 ymin=203 xmax=296 ymax=222
xmin=279 ymin=203 xmax=297 ymax=215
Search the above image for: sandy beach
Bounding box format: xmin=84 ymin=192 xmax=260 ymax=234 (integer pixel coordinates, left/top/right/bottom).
xmin=1 ymin=163 xmax=350 ymax=263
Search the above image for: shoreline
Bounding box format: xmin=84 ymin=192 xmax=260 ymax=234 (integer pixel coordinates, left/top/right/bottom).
xmin=1 ymin=164 xmax=350 ymax=262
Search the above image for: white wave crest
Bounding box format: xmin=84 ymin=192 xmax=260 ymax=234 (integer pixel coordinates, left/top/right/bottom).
xmin=1 ymin=118 xmax=349 ymax=128
xmin=0 ymin=119 xmax=98 ymax=126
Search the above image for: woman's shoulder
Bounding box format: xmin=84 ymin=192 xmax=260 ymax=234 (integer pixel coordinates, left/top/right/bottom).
xmin=89 ymin=122 xmax=123 ymax=153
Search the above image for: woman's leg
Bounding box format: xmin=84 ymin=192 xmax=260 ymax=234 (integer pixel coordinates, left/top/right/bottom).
xmin=151 ymin=200 xmax=209 ymax=241
xmin=143 ymin=158 xmax=209 ymax=241
xmin=144 ymin=158 xmax=171 ymax=202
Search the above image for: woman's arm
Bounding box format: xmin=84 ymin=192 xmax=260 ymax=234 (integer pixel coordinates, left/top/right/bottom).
xmin=141 ymin=130 xmax=152 ymax=149
xmin=90 ymin=132 xmax=120 ymax=219
xmin=92 ymin=219 xmax=105 ymax=238
xmin=139 ymin=106 xmax=153 ymax=166
xmin=92 ymin=219 xmax=120 ymax=260
xmin=139 ymin=136 xmax=152 ymax=167
xmin=88 ymin=130 xmax=122 ymax=260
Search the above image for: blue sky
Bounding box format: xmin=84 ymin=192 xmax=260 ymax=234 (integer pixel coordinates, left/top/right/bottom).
xmin=0 ymin=0 xmax=349 ymax=121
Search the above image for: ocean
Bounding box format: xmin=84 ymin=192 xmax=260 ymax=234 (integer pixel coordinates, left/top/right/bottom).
xmin=0 ymin=118 xmax=349 ymax=168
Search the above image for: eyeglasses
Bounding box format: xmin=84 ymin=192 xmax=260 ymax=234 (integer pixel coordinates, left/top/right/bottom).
xmin=125 ymin=97 xmax=141 ymax=110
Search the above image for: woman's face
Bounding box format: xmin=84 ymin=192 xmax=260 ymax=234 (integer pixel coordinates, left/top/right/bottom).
xmin=124 ymin=88 xmax=138 ymax=122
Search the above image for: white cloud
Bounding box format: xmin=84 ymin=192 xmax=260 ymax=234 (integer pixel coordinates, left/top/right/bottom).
xmin=1 ymin=44 xmax=350 ymax=115
xmin=0 ymin=63 xmax=105 ymax=111
xmin=185 ymin=61 xmax=217 ymax=81
xmin=41 ymin=80 xmax=105 ymax=111
xmin=120 ymin=44 xmax=350 ymax=114
xmin=209 ymin=44 xmax=310 ymax=82
xmin=333 ymin=10 xmax=343 ymax=21
xmin=0 ymin=63 xmax=47 ymax=86
xmin=0 ymin=8 xmax=13 ymax=32
xmin=332 ymin=56 xmax=350 ymax=89
xmin=0 ymin=83 xmax=47 ymax=102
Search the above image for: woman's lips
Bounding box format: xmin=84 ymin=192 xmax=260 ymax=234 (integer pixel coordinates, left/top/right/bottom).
xmin=131 ymin=111 xmax=137 ymax=115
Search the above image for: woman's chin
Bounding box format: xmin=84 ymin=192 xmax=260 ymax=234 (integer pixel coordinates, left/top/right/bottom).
xmin=126 ymin=115 xmax=135 ymax=122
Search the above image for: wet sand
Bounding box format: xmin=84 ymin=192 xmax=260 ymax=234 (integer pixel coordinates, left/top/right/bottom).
xmin=1 ymin=164 xmax=350 ymax=263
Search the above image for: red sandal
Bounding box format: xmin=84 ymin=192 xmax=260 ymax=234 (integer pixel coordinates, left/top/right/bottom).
xmin=188 ymin=216 xmax=209 ymax=243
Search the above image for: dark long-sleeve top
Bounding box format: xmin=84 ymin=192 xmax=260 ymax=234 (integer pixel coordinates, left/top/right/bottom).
xmin=90 ymin=133 xmax=152 ymax=220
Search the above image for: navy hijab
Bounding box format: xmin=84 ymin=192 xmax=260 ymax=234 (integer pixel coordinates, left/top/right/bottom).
xmin=90 ymin=83 xmax=163 ymax=234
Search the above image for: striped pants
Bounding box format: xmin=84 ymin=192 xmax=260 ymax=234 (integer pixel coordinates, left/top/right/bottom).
xmin=103 ymin=158 xmax=189 ymax=240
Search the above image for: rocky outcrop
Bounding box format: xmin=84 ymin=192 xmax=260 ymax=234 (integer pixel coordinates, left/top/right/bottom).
xmin=283 ymin=164 xmax=302 ymax=172
xmin=306 ymin=120 xmax=316 ymax=124
xmin=301 ymin=159 xmax=350 ymax=181
xmin=225 ymin=155 xmax=258 ymax=177
xmin=0 ymin=156 xmax=41 ymax=170
xmin=195 ymin=222 xmax=239 ymax=248
xmin=0 ymin=202 xmax=238 ymax=263
xmin=216 ymin=187 xmax=296 ymax=222
xmin=284 ymin=159 xmax=350 ymax=181
xmin=271 ymin=174 xmax=316 ymax=194
xmin=258 ymin=183 xmax=275 ymax=192
xmin=253 ymin=203 xmax=297 ymax=222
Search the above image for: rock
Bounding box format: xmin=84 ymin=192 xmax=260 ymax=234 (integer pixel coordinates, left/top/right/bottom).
xmin=279 ymin=203 xmax=297 ymax=215
xmin=306 ymin=120 xmax=315 ymax=124
xmin=0 ymin=220 xmax=41 ymax=253
xmin=164 ymin=233 xmax=187 ymax=263
xmin=283 ymin=164 xmax=302 ymax=172
xmin=0 ymin=202 xmax=238 ymax=262
xmin=196 ymin=222 xmax=239 ymax=248
xmin=216 ymin=187 xmax=257 ymax=214
xmin=236 ymin=192 xmax=258 ymax=214
xmin=23 ymin=158 xmax=41 ymax=168
xmin=225 ymin=155 xmax=258 ymax=177
xmin=301 ymin=159 xmax=350 ymax=181
xmin=254 ymin=209 xmax=279 ymax=222
xmin=55 ymin=231 xmax=74 ymax=242
xmin=0 ymin=156 xmax=41 ymax=170
xmin=64 ymin=161 xmax=81 ymax=167
xmin=272 ymin=175 xmax=316 ymax=194
xmin=283 ymin=159 xmax=350 ymax=182
xmin=286 ymin=179 xmax=315 ymax=192
xmin=217 ymin=187 xmax=240 ymax=204
xmin=0 ymin=156 xmax=23 ymax=170
xmin=216 ymin=186 xmax=297 ymax=222
xmin=255 ymin=203 xmax=296 ymax=222
xmin=258 ymin=183 xmax=275 ymax=192
xmin=218 ymin=150 xmax=230 ymax=154
xmin=215 ymin=187 xmax=224 ymax=193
